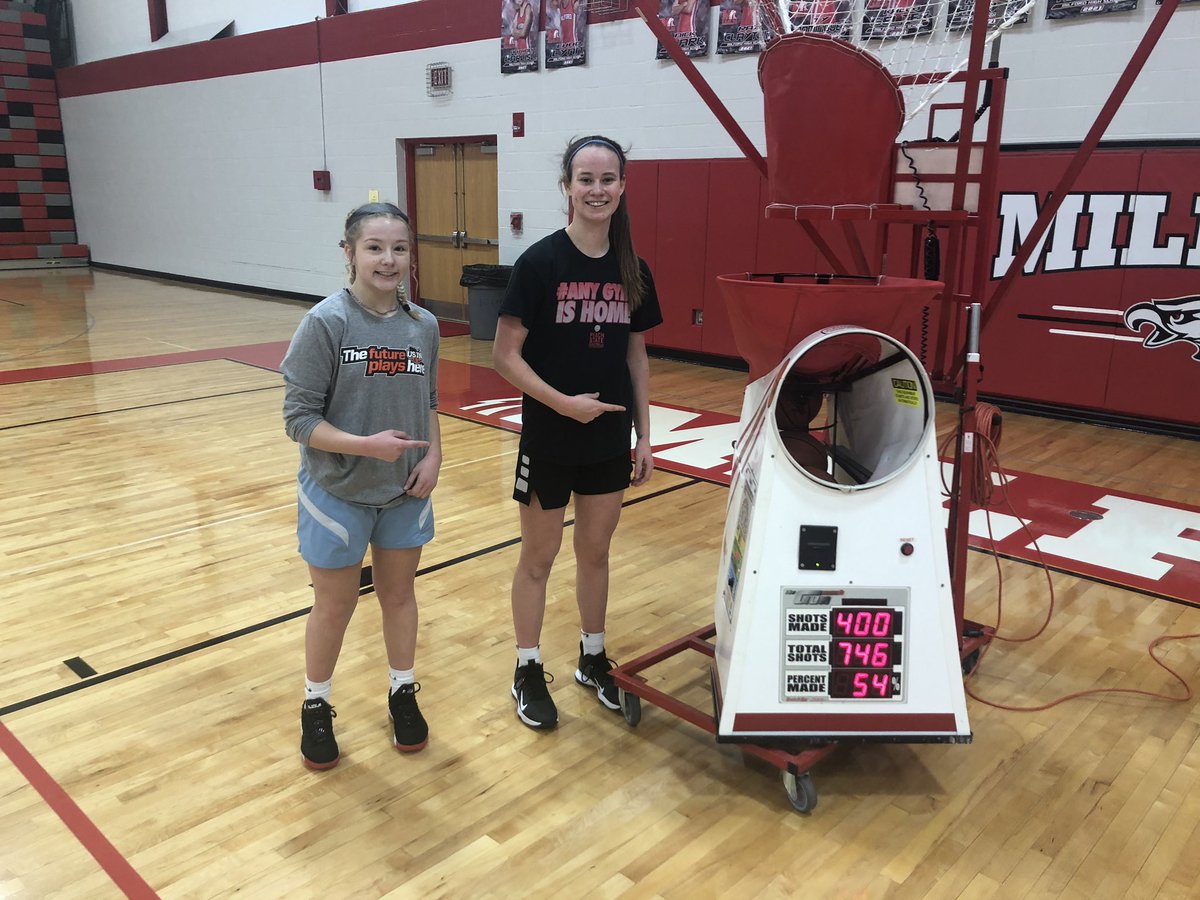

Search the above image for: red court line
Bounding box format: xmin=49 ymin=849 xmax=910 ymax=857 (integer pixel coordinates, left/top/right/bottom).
xmin=0 ymin=721 xmax=159 ymax=898
xmin=0 ymin=324 xmax=466 ymax=385
xmin=0 ymin=342 xmax=292 ymax=384
xmin=4 ymin=339 xmax=1194 ymax=605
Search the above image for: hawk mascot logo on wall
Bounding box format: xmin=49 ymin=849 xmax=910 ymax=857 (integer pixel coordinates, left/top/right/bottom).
xmin=1124 ymin=294 xmax=1200 ymax=361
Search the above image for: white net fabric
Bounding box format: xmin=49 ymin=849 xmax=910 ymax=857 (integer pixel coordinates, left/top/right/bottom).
xmin=757 ymin=0 xmax=1035 ymax=124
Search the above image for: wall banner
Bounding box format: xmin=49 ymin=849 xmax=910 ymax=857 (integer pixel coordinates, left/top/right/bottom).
xmin=861 ymin=0 xmax=937 ymax=39
xmin=787 ymin=1 xmax=853 ymax=39
xmin=1046 ymin=0 xmax=1138 ymax=18
xmin=655 ymin=0 xmax=710 ymax=59
xmin=545 ymin=0 xmax=587 ymax=69
xmin=716 ymin=0 xmax=764 ymax=54
xmin=502 ymin=0 xmax=541 ymax=73
xmin=946 ymin=0 xmax=1032 ymax=29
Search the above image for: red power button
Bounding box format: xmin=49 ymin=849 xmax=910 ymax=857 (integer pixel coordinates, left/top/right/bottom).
xmin=900 ymin=542 xmax=915 ymax=556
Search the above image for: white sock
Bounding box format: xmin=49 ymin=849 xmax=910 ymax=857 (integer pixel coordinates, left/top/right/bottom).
xmin=517 ymin=645 xmax=541 ymax=666
xmin=389 ymin=667 xmax=415 ymax=694
xmin=581 ymin=630 xmax=605 ymax=656
xmin=304 ymin=677 xmax=332 ymax=703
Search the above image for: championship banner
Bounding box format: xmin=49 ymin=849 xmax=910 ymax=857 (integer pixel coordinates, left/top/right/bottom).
xmin=788 ymin=0 xmax=853 ymax=39
xmin=1046 ymin=0 xmax=1137 ymax=17
xmin=545 ymin=0 xmax=587 ymax=69
xmin=501 ymin=0 xmax=541 ymax=73
xmin=655 ymin=0 xmax=710 ymax=59
xmin=947 ymin=0 xmax=1031 ymax=29
xmin=861 ymin=0 xmax=936 ymax=38
xmin=716 ymin=0 xmax=765 ymax=54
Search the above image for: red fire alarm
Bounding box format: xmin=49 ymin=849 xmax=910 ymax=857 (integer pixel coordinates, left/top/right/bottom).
xmin=512 ymin=112 xmax=525 ymax=138
xmin=510 ymin=212 xmax=523 ymax=234
xmin=313 ymin=170 xmax=331 ymax=191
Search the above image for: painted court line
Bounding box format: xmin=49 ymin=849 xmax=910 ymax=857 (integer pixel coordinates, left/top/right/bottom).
xmin=5 ymin=339 xmax=1197 ymax=605
xmin=0 ymin=721 xmax=159 ymax=898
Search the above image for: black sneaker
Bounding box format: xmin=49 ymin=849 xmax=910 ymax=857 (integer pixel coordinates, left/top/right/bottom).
xmin=512 ymin=661 xmax=558 ymax=729
xmin=575 ymin=643 xmax=620 ymax=711
xmin=300 ymin=698 xmax=340 ymax=770
xmin=388 ymin=683 xmax=428 ymax=752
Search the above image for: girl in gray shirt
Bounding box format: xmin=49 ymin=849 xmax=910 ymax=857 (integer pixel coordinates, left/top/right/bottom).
xmin=282 ymin=202 xmax=441 ymax=770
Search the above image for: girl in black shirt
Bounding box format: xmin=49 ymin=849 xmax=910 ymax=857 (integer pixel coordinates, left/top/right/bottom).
xmin=494 ymin=135 xmax=663 ymax=730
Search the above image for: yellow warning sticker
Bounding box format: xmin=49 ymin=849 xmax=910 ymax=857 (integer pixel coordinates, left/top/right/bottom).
xmin=891 ymin=377 xmax=921 ymax=407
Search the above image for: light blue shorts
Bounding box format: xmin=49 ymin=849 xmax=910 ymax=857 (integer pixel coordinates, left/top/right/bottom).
xmin=296 ymin=468 xmax=434 ymax=569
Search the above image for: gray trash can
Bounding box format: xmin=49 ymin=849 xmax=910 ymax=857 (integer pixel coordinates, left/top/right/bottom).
xmin=460 ymin=264 xmax=513 ymax=340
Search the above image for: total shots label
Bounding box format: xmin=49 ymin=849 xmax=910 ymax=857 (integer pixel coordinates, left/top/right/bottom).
xmin=785 ymin=639 xmax=829 ymax=666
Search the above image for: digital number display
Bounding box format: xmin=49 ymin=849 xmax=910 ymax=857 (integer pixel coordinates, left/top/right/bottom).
xmin=780 ymin=593 xmax=907 ymax=702
xmin=829 ymin=669 xmax=898 ymax=699
xmin=831 ymin=639 xmax=895 ymax=669
xmin=830 ymin=607 xmax=902 ymax=638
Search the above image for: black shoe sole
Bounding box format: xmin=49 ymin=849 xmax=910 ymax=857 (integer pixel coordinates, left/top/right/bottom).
xmin=388 ymin=712 xmax=428 ymax=752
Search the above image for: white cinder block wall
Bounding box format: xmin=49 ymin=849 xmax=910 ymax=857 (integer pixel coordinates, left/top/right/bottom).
xmin=59 ymin=1 xmax=1200 ymax=296
xmin=61 ymin=15 xmax=767 ymax=295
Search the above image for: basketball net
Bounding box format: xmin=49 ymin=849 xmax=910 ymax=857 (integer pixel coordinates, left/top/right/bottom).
xmin=755 ymin=0 xmax=1035 ymax=125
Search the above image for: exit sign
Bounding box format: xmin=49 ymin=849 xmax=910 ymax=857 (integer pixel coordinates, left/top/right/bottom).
xmin=427 ymin=62 xmax=452 ymax=96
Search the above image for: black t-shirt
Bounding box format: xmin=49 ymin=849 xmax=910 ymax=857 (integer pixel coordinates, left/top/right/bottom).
xmin=499 ymin=229 xmax=663 ymax=464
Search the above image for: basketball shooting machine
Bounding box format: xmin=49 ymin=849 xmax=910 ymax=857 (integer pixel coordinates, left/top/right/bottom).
xmin=605 ymin=0 xmax=1063 ymax=813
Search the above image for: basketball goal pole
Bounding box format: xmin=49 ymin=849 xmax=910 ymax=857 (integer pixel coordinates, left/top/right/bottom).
xmin=632 ymin=0 xmax=857 ymax=274
xmin=631 ymin=1 xmax=1003 ymax=654
xmin=634 ymin=0 xmax=766 ymax=176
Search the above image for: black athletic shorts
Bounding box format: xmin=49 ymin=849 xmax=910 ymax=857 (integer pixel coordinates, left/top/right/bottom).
xmin=512 ymin=451 xmax=633 ymax=510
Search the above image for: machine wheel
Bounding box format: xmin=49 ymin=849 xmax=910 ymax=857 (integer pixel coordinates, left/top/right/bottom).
xmin=782 ymin=770 xmax=818 ymax=814
xmin=619 ymin=688 xmax=642 ymax=726
xmin=961 ymin=649 xmax=981 ymax=676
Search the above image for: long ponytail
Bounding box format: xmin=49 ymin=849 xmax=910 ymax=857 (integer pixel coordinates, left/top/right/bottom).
xmin=561 ymin=135 xmax=646 ymax=311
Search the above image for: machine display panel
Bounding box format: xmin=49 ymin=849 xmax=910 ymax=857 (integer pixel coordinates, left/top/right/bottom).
xmin=779 ymin=588 xmax=908 ymax=702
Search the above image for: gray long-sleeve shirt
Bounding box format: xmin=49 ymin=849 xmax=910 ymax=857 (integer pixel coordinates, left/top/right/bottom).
xmin=281 ymin=289 xmax=439 ymax=508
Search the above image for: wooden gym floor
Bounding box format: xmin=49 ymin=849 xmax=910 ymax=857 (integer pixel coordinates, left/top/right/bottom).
xmin=2 ymin=267 xmax=1200 ymax=898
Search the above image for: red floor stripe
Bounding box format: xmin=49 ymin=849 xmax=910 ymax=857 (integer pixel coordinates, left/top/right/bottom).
xmin=0 ymin=721 xmax=159 ymax=898
xmin=438 ymin=320 xmax=470 ymax=337
xmin=0 ymin=342 xmax=292 ymax=384
xmin=3 ymin=340 xmax=1195 ymax=606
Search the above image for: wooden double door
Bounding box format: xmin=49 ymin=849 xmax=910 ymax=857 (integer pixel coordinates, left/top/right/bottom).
xmin=411 ymin=140 xmax=499 ymax=321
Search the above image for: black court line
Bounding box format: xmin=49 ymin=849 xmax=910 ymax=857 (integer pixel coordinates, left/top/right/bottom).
xmin=0 ymin=478 xmax=703 ymax=718
xmin=62 ymin=657 xmax=97 ymax=679
xmin=6 ymin=361 xmax=1192 ymax=717
xmin=1 ymin=606 xmax=313 ymax=717
xmin=0 ymin=384 xmax=282 ymax=432
xmin=438 ymin=411 xmax=1200 ymax=610
xmin=1015 ymin=313 xmax=1129 ymax=329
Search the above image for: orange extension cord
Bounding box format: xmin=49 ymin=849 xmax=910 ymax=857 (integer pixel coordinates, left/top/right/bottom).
xmin=942 ymin=402 xmax=1197 ymax=712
